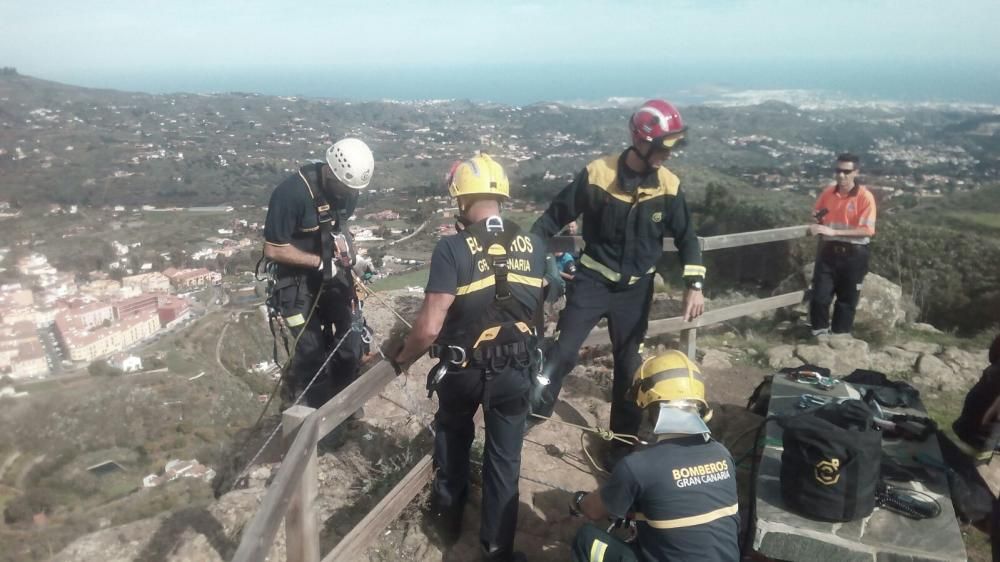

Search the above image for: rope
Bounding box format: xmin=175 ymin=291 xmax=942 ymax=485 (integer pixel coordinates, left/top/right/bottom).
xmin=528 ymin=412 xmax=645 ymax=447
xmin=230 ymin=325 xmax=355 ymax=490
xmin=528 ymin=412 xmax=646 ymax=475
xmin=357 ymin=281 xmax=413 ymax=329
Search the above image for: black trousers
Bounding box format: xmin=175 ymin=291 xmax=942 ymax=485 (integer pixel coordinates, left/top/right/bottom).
xmin=571 ymin=523 xmax=640 ymax=562
xmin=534 ymin=268 xmax=652 ymax=436
xmin=809 ymin=242 xmax=870 ymax=334
xmin=433 ymin=363 xmax=531 ymax=552
xmin=274 ymin=273 xmax=362 ymax=408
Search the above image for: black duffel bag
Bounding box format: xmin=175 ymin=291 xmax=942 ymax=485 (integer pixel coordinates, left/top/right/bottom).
xmin=779 ymin=399 xmax=882 ymax=522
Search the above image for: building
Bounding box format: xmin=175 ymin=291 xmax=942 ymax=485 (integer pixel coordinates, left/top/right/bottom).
xmin=79 ymin=279 xmax=125 ymax=300
xmin=16 ymin=253 xmax=56 ymax=277
xmin=0 ymin=322 xmax=49 ymax=379
xmin=108 ymin=353 xmax=142 ymax=373
xmin=142 ymin=459 xmax=216 ymax=488
xmin=163 ymin=267 xmax=216 ymax=290
xmin=122 ymin=272 xmax=171 ymax=294
xmin=55 ymin=303 xmax=159 ymax=362
xmin=156 ymin=295 xmax=192 ymax=328
xmin=114 ymin=294 xmax=160 ymax=319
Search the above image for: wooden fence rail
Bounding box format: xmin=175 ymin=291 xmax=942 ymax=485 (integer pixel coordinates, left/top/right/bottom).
xmin=231 ymin=224 xmax=814 ymax=562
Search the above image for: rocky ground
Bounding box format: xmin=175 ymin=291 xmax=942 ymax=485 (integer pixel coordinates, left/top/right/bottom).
xmin=51 ymin=280 xmax=996 ymax=561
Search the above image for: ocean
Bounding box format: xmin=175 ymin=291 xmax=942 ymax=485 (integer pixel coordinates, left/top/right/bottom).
xmin=58 ymin=59 xmax=1000 ymax=107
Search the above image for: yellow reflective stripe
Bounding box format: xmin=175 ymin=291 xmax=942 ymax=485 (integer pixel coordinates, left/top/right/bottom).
xmin=508 ymin=273 xmax=543 ymax=287
xmin=683 ymin=264 xmax=707 ymax=277
xmin=634 ymin=503 xmax=739 ymax=529
xmin=299 ymin=225 xmax=319 ymax=232
xmin=487 ymin=243 xmax=507 ymax=256
xmin=455 ymin=276 xmax=495 ymax=295
xmin=580 ymin=254 xmax=621 ymax=282
xmin=471 ymin=326 xmax=501 ymax=349
xmin=589 ymin=539 xmax=608 ymax=562
xmin=284 ymin=313 xmax=305 ymax=327
xmin=580 ymin=255 xmax=653 ymax=285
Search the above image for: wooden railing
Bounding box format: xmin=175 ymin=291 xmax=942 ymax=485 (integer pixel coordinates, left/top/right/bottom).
xmin=231 ymin=224 xmax=812 ymax=562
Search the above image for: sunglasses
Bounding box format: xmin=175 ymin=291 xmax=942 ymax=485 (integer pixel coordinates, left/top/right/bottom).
xmin=834 ymin=168 xmax=856 ymax=175
xmin=660 ymin=135 xmax=687 ymax=149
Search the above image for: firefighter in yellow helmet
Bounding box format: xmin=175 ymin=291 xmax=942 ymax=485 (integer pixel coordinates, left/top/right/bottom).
xmin=567 ymin=351 xmax=740 ymax=562
xmin=391 ymin=153 xmax=546 ymax=562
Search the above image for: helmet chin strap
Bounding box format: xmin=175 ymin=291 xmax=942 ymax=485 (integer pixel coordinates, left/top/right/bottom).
xmin=628 ymin=144 xmax=657 ymax=175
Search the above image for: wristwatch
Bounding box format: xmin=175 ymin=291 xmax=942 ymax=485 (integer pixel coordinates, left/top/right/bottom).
xmin=686 ymin=279 xmax=703 ymax=291
xmin=569 ymin=491 xmax=588 ymax=517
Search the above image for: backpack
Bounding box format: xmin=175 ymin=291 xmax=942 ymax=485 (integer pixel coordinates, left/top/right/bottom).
xmin=778 ymin=399 xmax=882 ymax=522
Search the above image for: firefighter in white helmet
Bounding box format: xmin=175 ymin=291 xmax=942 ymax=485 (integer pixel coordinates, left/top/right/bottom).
xmin=262 ymin=138 xmax=374 ymax=408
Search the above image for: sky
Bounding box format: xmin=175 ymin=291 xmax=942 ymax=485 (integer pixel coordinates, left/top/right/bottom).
xmin=2 ymin=0 xmax=1000 ymax=102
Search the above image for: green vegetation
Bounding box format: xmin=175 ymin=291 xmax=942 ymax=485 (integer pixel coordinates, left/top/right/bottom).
xmin=0 ymin=309 xmax=263 ymax=561
xmin=370 ymin=267 xmax=430 ymax=292
xmin=945 ymin=211 xmax=1000 ymax=231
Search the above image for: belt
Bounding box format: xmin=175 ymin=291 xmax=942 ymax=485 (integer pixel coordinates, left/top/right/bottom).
xmin=429 ymin=341 xmax=531 ymax=365
xmin=824 ymin=241 xmax=867 ymax=254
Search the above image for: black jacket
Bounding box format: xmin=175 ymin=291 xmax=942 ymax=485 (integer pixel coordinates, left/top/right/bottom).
xmin=531 ymin=152 xmax=704 ymax=286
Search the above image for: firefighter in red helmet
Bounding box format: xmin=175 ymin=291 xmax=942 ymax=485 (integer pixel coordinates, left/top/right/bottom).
xmin=529 ymin=99 xmax=705 ymax=467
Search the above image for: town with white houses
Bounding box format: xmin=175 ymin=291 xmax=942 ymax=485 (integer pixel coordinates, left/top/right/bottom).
xmin=0 ymin=252 xmax=218 ymax=379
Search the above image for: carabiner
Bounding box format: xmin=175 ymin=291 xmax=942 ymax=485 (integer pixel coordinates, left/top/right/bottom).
xmin=446 ymin=345 xmax=466 ymax=365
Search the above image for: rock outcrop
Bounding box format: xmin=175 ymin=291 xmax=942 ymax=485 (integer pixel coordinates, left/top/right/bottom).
xmin=765 ymin=334 xmax=987 ymax=392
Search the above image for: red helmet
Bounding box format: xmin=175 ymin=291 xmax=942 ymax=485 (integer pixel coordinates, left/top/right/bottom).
xmin=629 ymin=99 xmax=687 ymax=149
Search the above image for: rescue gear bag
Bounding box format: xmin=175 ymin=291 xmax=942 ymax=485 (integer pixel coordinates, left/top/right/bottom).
xmin=778 ymin=399 xmax=882 ymax=522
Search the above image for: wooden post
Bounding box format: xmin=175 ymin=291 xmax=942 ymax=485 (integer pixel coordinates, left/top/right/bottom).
xmin=680 ymin=328 xmax=697 ymax=360
xmin=283 ymin=406 xmax=320 ymax=562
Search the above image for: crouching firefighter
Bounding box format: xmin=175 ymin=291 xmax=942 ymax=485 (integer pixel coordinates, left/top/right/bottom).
xmin=569 ymin=351 xmax=739 ymax=562
xmin=261 ymin=137 xmax=374 ymax=409
xmin=389 ymin=153 xmax=547 ymax=562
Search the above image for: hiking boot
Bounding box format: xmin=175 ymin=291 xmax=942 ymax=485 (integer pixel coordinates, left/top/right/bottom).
xmin=481 ymin=543 xmax=527 ymax=562
xmin=424 ymin=491 xmax=465 ymax=546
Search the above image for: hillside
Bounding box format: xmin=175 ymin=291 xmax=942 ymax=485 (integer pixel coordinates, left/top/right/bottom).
xmin=2 ymin=72 xmax=999 ymax=209
xmin=47 ymin=289 xmax=998 ymax=562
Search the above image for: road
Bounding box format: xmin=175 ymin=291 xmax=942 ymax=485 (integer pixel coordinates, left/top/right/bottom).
xmin=215 ymin=322 xmax=233 ymax=376
xmin=36 ymin=324 xmax=65 ymax=374
xmin=390 ymin=219 xmax=429 ymax=246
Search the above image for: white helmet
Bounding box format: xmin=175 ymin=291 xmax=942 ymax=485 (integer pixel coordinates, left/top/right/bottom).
xmin=325 ymin=138 xmax=374 ymax=189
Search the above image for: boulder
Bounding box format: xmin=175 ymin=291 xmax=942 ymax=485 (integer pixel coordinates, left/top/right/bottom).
xmin=914 ymin=353 xmax=957 ymax=391
xmin=854 ymin=272 xmax=907 ymax=334
xmin=868 ymin=346 xmax=920 ymax=375
xmin=902 ymin=341 xmax=943 ymax=355
xmin=700 ymin=349 xmax=733 ymax=370
xmin=795 ymin=336 xmax=872 ymax=375
xmin=941 ymin=347 xmax=988 ymax=373
xmin=766 ymin=345 xmax=797 ymax=369
xmin=911 ymin=322 xmax=943 ymax=334
xmin=821 ymin=333 xmax=870 ymax=355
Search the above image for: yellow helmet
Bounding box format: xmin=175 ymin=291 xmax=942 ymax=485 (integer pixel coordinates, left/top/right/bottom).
xmin=448 ymin=153 xmax=510 ymax=200
xmin=631 ymin=350 xmax=711 ymax=420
